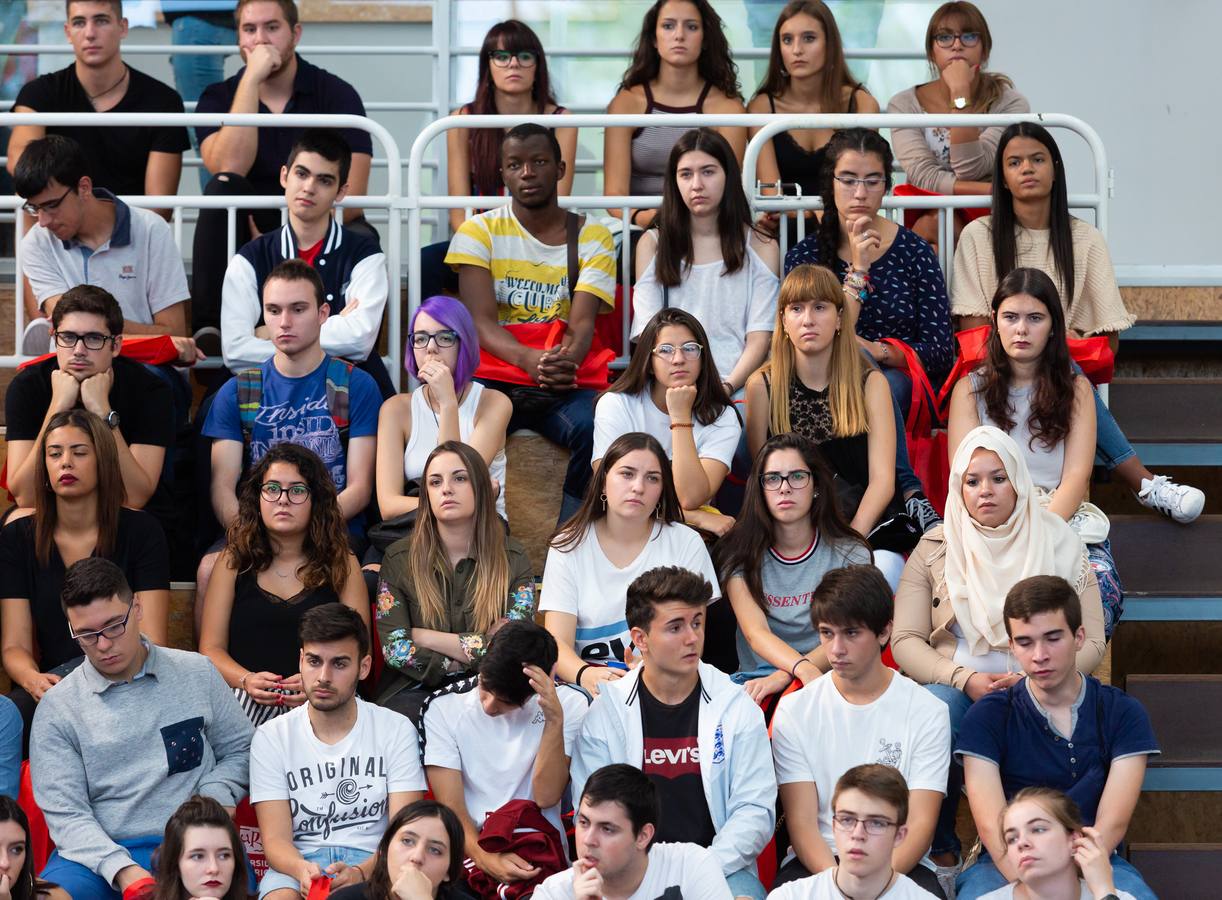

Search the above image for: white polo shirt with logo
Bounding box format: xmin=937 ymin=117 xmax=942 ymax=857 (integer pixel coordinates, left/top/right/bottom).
xmin=21 ymin=188 xmax=189 ymax=325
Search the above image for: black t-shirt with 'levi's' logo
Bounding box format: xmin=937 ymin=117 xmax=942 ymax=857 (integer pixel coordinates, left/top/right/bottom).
xmin=639 ymin=679 xmax=716 ymax=847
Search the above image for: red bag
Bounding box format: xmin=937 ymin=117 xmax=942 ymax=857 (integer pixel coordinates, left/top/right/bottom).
xmin=882 ymin=338 xmax=950 ymax=515
xmin=892 ymin=183 xmax=991 ymax=231
xmin=474 ymin=319 xmax=614 ymax=389
xmin=17 ymin=334 xmax=181 ymax=370
xmin=936 ymin=325 xmax=1114 ymax=411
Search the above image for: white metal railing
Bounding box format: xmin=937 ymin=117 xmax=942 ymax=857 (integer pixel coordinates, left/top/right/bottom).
xmin=1 ymin=111 xmax=407 ymax=383
xmin=406 ymin=112 xmax=1110 ymax=371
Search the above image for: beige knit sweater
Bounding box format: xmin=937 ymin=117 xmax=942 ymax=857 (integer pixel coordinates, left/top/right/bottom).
xmin=951 ymin=216 xmax=1136 ymax=336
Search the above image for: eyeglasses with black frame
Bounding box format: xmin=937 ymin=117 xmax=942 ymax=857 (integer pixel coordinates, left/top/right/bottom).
xmin=831 ymin=813 xmax=898 ymax=835
xmin=54 ymin=331 xmax=117 ymax=351
xmin=260 ymin=482 xmax=311 ymax=504
xmin=489 ymin=49 xmax=537 ymax=68
xmin=70 ymin=604 xmax=134 ymax=647
xmin=21 ymin=185 xmax=75 ymax=217
xmin=932 ymin=30 xmax=981 ymax=48
xmin=761 ymin=470 xmax=813 ymax=491
xmin=652 ymin=341 xmax=703 ymax=360
xmin=408 ymin=329 xmax=459 ymax=349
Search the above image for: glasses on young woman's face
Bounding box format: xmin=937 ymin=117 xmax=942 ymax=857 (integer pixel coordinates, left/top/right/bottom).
xmin=831 ymin=813 xmax=898 ymax=835
xmin=761 ymin=470 xmax=812 ymax=491
xmin=70 ymin=605 xmax=133 ymax=647
xmin=652 ymin=341 xmax=703 ymax=360
xmin=833 ymin=174 xmax=887 ymax=193
xmin=409 ymin=329 xmax=459 ymax=349
xmin=54 ymin=331 xmax=116 ymax=350
xmin=933 ymin=30 xmax=981 ymax=48
xmin=261 ymin=482 xmax=311 ymax=504
xmin=489 ymin=49 xmax=537 ymax=68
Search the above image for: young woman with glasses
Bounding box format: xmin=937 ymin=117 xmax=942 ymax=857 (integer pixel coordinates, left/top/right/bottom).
xmin=886 ymin=1 xmax=1029 ymax=247
xmin=596 ymin=308 xmax=741 ymax=536
xmin=745 ymin=264 xmax=908 ymax=587
xmin=714 ymin=433 xmax=871 ymax=702
xmin=199 ymin=443 xmax=368 ymax=725
xmin=375 ymin=296 xmax=511 ymax=528
xmin=0 ymin=409 xmax=170 ymax=751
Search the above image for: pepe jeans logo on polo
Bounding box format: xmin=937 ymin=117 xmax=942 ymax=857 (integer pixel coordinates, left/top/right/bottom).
xmin=119 ymin=264 xmax=136 ymax=280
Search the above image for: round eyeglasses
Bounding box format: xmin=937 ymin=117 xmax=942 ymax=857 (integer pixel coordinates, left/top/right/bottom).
xmin=261 ymin=482 xmax=311 ymax=504
xmin=933 ymin=30 xmax=981 ymax=48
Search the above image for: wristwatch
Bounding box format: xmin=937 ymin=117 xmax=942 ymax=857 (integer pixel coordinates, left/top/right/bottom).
xmin=953 ymin=96 xmax=968 ymax=109
xmin=105 ymin=410 xmax=121 ymax=429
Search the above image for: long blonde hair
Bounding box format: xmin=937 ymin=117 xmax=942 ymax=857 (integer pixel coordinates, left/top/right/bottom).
xmin=764 ymin=264 xmax=868 ymax=437
xmin=408 ymin=441 xmax=510 ymax=634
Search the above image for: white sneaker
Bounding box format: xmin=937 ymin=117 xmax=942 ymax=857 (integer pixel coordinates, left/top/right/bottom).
xmin=21 ymin=318 xmax=52 ymax=356
xmin=1136 ymin=475 xmax=1205 ymax=524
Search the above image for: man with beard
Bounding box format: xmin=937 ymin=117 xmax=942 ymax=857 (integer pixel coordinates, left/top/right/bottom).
xmin=250 ymin=604 xmax=426 ymax=900
xmin=447 ymin=123 xmax=617 ymax=522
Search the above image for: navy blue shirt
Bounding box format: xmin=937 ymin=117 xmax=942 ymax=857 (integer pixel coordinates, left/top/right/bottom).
xmin=784 ymin=226 xmax=955 ymax=381
xmin=956 ymin=675 xmax=1159 ymax=825
xmin=195 ymin=54 xmax=372 ymax=193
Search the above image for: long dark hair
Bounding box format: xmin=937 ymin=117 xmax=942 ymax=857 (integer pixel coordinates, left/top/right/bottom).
xmin=814 ymin=128 xmax=895 ymax=270
xmin=980 ymin=268 xmax=1075 ymax=450
xmin=0 ymin=797 xmax=53 ymax=900
xmin=715 ymin=433 xmax=869 ymax=605
xmin=551 ymin=433 xmax=684 ymax=552
xmin=226 ymin=443 xmax=351 ymax=594
xmin=33 ymin=409 xmax=123 ymax=567
xmin=366 ymin=801 xmax=466 ymax=900
xmin=754 ymin=0 xmax=867 ymax=114
xmin=653 ymin=127 xmax=762 ymax=287
xmin=467 ymin=20 xmax=557 ymax=197
xmin=606 ymin=308 xmax=732 ymax=427
xmin=152 ymin=796 xmax=249 ymax=900
xmin=619 ymin=0 xmax=741 ymax=99
xmin=991 ymin=123 xmax=1075 ymax=306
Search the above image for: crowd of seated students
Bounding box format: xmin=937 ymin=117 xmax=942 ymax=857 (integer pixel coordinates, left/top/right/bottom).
xmin=1 ymin=2 xmax=1199 ymax=900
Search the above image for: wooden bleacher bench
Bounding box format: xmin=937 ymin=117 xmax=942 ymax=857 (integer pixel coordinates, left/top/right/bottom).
xmin=1110 ymin=515 xmax=1222 ymax=621
xmin=1126 ymin=844 xmax=1222 ymax=900
xmin=1109 ymin=378 xmax=1222 ymax=467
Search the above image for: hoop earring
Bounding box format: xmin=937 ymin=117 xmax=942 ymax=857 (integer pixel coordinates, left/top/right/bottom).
xmin=600 ymin=493 xmax=607 ymax=511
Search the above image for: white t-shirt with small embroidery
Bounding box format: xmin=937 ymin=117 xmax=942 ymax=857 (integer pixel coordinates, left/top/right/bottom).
xmin=977 ymin=884 xmax=1136 ymax=900
xmin=532 ymin=842 xmax=733 ymax=899
xmin=768 ymin=869 xmax=939 ymax=899
xmin=421 ymin=680 xmax=590 ymax=845
xmin=771 ymin=671 xmax=950 ymax=858
xmin=249 ymin=698 xmax=426 ymax=854
xmin=539 ymin=522 xmax=720 ymax=663
xmin=592 ymin=389 xmax=741 ymax=469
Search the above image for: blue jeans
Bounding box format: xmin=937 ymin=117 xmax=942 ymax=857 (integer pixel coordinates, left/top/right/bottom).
xmin=956 ymin=850 xmax=1156 ymax=900
xmin=0 ymin=695 xmax=21 ymax=799
xmin=485 ymin=382 xmax=597 ymax=524
xmin=726 ymin=865 xmax=767 ymax=900
xmin=170 ymin=16 xmax=236 ymax=185
xmin=42 ymin=836 xmax=162 ymax=900
xmin=259 ymin=846 xmax=369 ymax=898
xmin=1073 ymin=362 xmax=1135 ymax=471
xmin=924 ymin=683 xmax=973 ymax=858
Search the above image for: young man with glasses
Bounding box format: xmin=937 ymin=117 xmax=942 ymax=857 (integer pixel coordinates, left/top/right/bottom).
xmin=30 ymin=557 xmax=253 ymax=900
xmin=198 ymin=259 xmax=379 ymax=609
xmin=218 ymin=128 xmax=391 ymax=397
xmin=4 ymin=284 xmax=175 ymax=524
xmin=572 ymin=566 xmax=776 ymax=900
xmin=769 ymin=765 xmax=939 ymax=899
xmin=447 ymin=123 xmax=617 ymax=522
xmin=13 ymin=134 xmax=197 ymax=363
xmin=770 ymin=565 xmax=951 ymax=897
xmin=191 ymin=0 xmax=374 ymax=338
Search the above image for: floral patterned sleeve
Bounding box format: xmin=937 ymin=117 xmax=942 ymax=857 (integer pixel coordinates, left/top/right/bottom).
xmin=374 ymin=550 xmax=446 ymax=684
xmin=459 ymin=580 xmax=538 ymax=664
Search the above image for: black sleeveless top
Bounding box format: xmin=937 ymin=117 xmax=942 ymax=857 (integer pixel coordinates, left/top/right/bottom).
xmin=767 ymin=91 xmax=859 ymax=199
xmin=227 ymin=571 xmax=341 ymax=678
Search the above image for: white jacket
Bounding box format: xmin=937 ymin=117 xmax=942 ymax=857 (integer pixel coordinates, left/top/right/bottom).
xmin=571 ymin=662 xmax=777 ymax=876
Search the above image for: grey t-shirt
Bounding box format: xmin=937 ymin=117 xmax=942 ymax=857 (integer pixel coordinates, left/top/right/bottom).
xmin=736 ymin=535 xmax=872 ymax=673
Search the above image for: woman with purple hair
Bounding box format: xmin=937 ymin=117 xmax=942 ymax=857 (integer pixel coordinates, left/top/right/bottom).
xmin=375 ymin=295 xmax=512 ymax=524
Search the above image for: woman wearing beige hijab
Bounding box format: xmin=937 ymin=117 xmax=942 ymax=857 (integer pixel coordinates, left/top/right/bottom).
xmin=891 ymin=424 xmax=1105 ymax=870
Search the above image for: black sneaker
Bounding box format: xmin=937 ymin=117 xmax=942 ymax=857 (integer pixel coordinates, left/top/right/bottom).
xmin=905 ymin=493 xmax=943 ymax=533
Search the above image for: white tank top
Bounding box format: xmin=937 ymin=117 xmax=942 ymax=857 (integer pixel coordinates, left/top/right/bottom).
xmin=404 ymin=382 xmax=508 ymax=519
xmin=969 ymin=371 xmax=1066 ymax=492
